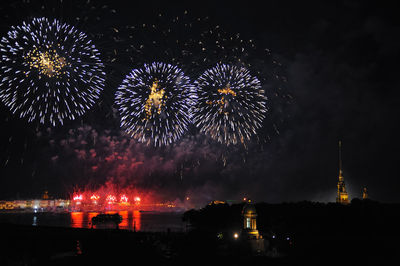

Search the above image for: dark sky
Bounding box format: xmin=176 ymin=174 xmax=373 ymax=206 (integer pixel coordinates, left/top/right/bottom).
xmin=0 ymin=0 xmax=399 ymax=204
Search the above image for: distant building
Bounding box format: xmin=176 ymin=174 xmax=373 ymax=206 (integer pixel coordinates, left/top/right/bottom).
xmin=42 ymin=190 xmax=49 ymax=200
xmin=241 ymin=200 xmax=266 ymax=254
xmin=242 ymin=201 xmax=259 ymax=239
xmin=336 ymin=141 xmax=350 ymax=204
xmin=0 ymin=199 xmax=70 ymax=210
xmin=208 ymin=200 xmax=227 ymax=205
xmin=362 ymin=187 xmax=368 ymax=200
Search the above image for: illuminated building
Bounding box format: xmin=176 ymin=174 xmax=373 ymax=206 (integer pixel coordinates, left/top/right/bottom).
xmin=242 ymin=200 xmax=260 ymax=239
xmin=42 ymin=190 xmax=49 ymax=200
xmin=0 ymin=199 xmax=70 ymax=210
xmin=0 ymin=201 xmax=15 ymax=210
xmin=362 ymin=187 xmax=368 ymax=200
xmin=336 ymin=141 xmax=350 ymax=204
xmin=241 ymin=200 xmax=266 ymax=254
xmin=208 ymin=200 xmax=227 ymax=205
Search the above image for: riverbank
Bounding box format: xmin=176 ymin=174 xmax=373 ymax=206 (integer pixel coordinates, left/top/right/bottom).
xmin=1 ymin=223 xmax=291 ymax=266
xmin=1 ymin=223 xmax=180 ymax=265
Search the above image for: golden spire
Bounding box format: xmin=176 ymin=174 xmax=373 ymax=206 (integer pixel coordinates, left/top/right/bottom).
xmin=336 ymin=140 xmax=349 ymax=204
xmin=362 ymin=187 xmax=368 ymax=200
xmin=338 ymin=140 xmax=343 ymax=181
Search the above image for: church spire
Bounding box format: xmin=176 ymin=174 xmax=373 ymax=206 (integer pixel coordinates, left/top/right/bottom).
xmin=336 ymin=140 xmax=349 ymax=204
xmin=339 ymin=141 xmax=343 ymax=181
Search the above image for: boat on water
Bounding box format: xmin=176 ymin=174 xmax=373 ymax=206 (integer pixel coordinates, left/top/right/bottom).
xmin=91 ymin=213 xmax=122 ymax=229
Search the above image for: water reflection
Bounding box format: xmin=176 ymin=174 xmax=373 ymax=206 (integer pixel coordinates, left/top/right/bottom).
xmin=119 ymin=211 xmax=128 ymax=228
xmin=133 ymin=210 xmax=141 ymax=231
xmin=70 ymin=212 xmax=84 ymax=228
xmin=76 ymin=240 xmax=82 ymax=255
xmin=0 ymin=211 xmax=183 ymax=232
xmin=70 ymin=211 xmax=142 ymax=231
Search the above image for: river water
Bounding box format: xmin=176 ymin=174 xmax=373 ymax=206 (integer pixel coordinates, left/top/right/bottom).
xmin=0 ymin=210 xmax=185 ymax=232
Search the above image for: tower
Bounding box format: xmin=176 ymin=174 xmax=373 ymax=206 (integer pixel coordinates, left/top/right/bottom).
xmin=362 ymin=187 xmax=368 ymax=200
xmin=42 ymin=190 xmax=49 ymax=200
xmin=336 ymin=141 xmax=349 ymax=204
xmin=242 ymin=200 xmax=260 ymax=239
xmin=241 ymin=200 xmax=266 ymax=255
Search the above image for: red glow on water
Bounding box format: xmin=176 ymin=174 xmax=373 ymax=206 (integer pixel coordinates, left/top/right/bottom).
xmin=120 ymin=194 xmax=128 ymax=203
xmin=119 ymin=210 xmax=128 ymax=227
xmin=71 ymin=212 xmax=84 ymax=228
xmin=133 ymin=210 xmax=141 ymax=231
xmin=69 ymin=211 xmax=141 ymax=231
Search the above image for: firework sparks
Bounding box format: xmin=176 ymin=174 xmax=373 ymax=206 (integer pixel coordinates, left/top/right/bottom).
xmin=120 ymin=194 xmax=129 ymax=203
xmin=73 ymin=194 xmax=83 ymax=201
xmin=144 ymin=80 xmax=166 ymax=120
xmin=193 ymin=64 xmax=267 ymax=145
xmin=106 ymin=195 xmax=117 ymax=204
xmin=90 ymin=194 xmax=100 ymax=201
xmin=115 ymin=62 xmax=196 ymax=146
xmin=0 ymin=17 xmax=106 ymax=126
xmin=24 ymin=46 xmax=69 ymax=78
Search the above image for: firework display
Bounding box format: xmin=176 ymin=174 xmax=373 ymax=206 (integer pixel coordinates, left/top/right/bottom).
xmin=0 ymin=17 xmax=106 ymax=126
xmin=112 ymin=11 xmax=289 ymax=145
xmin=0 ymin=3 xmax=299 ymax=219
xmin=193 ymin=64 xmax=267 ymax=145
xmin=115 ymin=62 xmax=195 ymax=146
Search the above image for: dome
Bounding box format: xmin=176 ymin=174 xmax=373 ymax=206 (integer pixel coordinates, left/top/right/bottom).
xmin=242 ymin=201 xmax=257 ymax=215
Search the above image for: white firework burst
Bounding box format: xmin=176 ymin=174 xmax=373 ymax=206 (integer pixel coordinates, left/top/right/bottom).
xmin=0 ymin=17 xmax=106 ymax=126
xmin=193 ymin=63 xmax=267 ymax=145
xmin=115 ymin=62 xmax=196 ymax=146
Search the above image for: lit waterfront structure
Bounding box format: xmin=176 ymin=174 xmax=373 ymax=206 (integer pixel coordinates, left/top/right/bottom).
xmin=0 ymin=197 xmax=178 ymax=212
xmin=336 ymin=141 xmax=350 ymax=204
xmin=0 ymin=199 xmax=70 ymax=211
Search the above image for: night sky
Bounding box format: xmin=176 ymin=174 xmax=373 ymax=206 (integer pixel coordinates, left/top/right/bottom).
xmin=0 ymin=0 xmax=399 ymax=204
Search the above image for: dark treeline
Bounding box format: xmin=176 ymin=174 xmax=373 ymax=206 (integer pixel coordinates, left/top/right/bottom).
xmin=183 ymin=199 xmax=400 ymax=263
xmin=184 ymin=199 xmax=400 ymax=236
